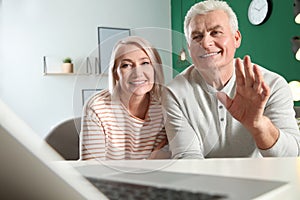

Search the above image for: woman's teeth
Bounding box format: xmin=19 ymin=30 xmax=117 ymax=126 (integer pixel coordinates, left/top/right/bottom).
xmin=130 ymin=80 xmax=146 ymax=85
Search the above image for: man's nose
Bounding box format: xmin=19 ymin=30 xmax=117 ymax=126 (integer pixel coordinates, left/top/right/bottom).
xmin=200 ymin=35 xmax=213 ymax=49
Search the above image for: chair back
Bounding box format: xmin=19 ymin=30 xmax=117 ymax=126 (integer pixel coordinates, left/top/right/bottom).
xmin=295 ymin=106 xmax=300 ymax=118
xmin=45 ymin=117 xmax=81 ymax=160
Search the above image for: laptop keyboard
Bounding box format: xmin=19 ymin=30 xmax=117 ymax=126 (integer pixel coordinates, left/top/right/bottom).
xmin=87 ymin=177 xmax=227 ymax=200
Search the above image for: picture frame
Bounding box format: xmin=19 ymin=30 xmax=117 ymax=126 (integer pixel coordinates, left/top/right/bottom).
xmin=97 ymin=27 xmax=131 ymax=74
xmin=81 ymin=89 xmax=102 ymax=106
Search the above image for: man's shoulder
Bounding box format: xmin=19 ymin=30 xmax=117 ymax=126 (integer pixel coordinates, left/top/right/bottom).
xmin=168 ymin=65 xmax=199 ymax=89
xmin=256 ymin=64 xmax=287 ymax=85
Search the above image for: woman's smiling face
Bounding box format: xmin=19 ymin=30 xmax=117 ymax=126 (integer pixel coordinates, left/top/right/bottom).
xmin=115 ymin=44 xmax=154 ymax=98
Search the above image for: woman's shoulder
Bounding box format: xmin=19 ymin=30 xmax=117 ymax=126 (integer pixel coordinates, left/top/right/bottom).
xmin=84 ymin=89 xmax=112 ymax=108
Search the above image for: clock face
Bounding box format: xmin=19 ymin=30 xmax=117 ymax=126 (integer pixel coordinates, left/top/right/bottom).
xmin=248 ymin=0 xmax=270 ymax=25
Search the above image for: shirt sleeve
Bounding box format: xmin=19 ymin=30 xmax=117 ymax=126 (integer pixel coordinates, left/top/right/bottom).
xmin=79 ymin=104 xmax=106 ymax=160
xmin=259 ymin=75 xmax=300 ymax=157
xmin=162 ymin=87 xmax=204 ymax=159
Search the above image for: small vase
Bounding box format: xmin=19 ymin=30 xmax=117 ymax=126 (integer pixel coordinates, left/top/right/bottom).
xmin=61 ymin=63 xmax=73 ymax=73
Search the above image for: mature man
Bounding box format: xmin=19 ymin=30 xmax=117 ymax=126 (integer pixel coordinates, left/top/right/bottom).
xmin=163 ymin=0 xmax=300 ymax=158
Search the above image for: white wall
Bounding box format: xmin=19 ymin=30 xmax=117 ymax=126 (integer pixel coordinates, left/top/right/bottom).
xmin=0 ymin=0 xmax=172 ymax=138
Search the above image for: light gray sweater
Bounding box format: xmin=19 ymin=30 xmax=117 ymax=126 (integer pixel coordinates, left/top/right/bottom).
xmin=163 ymin=63 xmax=300 ymax=159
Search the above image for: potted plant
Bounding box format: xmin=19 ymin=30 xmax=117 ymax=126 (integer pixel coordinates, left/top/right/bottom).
xmin=61 ymin=57 xmax=73 ymax=73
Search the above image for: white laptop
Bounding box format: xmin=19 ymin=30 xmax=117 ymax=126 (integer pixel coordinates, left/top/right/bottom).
xmin=0 ymin=98 xmax=287 ymax=200
xmin=75 ymin=162 xmax=287 ymax=200
xmin=0 ymin=99 xmax=108 ymax=200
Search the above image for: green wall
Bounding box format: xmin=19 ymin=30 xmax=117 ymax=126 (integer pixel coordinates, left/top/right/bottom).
xmin=171 ymin=0 xmax=300 ymax=106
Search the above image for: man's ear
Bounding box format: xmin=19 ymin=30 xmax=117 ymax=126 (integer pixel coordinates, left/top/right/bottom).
xmin=187 ymin=42 xmax=191 ymax=57
xmin=234 ymin=30 xmax=242 ymax=48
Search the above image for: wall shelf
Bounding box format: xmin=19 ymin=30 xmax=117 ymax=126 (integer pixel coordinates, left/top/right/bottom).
xmin=43 ymin=72 xmax=92 ymax=76
xmin=43 ymin=56 xmax=100 ymax=76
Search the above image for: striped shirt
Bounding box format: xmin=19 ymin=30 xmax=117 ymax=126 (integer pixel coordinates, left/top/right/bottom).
xmin=80 ymin=89 xmax=167 ymax=160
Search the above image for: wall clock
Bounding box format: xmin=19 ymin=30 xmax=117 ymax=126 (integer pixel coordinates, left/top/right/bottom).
xmin=248 ymin=0 xmax=272 ymax=25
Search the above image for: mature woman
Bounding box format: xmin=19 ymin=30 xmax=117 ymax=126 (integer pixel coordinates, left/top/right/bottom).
xmin=80 ymin=36 xmax=170 ymax=160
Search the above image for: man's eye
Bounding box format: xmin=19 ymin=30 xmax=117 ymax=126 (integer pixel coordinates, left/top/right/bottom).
xmin=211 ymin=31 xmax=221 ymax=36
xmin=192 ymin=35 xmax=202 ymax=41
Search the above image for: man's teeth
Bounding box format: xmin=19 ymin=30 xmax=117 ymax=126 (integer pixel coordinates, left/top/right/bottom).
xmin=200 ymin=52 xmax=219 ymax=58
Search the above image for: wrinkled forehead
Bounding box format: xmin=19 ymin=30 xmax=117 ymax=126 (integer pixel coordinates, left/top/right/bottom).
xmin=187 ymin=10 xmax=231 ymax=40
xmin=116 ymin=44 xmax=142 ymax=57
xmin=114 ymin=44 xmax=150 ymax=67
xmin=190 ymin=10 xmax=228 ymax=29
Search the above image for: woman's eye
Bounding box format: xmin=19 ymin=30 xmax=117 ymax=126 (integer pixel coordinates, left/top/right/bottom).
xmin=121 ymin=63 xmax=130 ymax=68
xmin=141 ymin=61 xmax=150 ymax=65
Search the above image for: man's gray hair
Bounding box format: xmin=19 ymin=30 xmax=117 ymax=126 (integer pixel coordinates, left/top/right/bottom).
xmin=184 ymin=0 xmax=239 ymax=43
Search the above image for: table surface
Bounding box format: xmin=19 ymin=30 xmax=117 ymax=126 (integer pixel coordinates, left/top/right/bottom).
xmin=65 ymin=157 xmax=300 ymax=200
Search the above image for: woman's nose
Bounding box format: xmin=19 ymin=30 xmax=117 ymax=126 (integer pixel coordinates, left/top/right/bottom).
xmin=132 ymin=64 xmax=143 ymax=76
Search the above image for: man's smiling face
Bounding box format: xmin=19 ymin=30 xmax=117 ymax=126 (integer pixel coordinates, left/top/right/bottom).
xmin=187 ymin=10 xmax=241 ymax=73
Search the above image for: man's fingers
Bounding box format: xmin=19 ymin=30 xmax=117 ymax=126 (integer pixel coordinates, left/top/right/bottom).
xmin=243 ymin=55 xmax=255 ymax=88
xmin=261 ymin=81 xmax=271 ymax=101
xmin=235 ymin=58 xmax=245 ymax=86
xmin=253 ymin=64 xmax=263 ymax=93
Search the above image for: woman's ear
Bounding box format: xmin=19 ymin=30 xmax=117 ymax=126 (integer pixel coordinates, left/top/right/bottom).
xmin=113 ymin=70 xmax=119 ymax=81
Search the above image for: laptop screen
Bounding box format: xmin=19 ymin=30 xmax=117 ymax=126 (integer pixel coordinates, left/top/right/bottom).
xmin=0 ymin=99 xmax=106 ymax=199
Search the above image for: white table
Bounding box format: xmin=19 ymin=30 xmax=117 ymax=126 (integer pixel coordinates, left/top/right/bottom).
xmin=66 ymin=157 xmax=300 ymax=200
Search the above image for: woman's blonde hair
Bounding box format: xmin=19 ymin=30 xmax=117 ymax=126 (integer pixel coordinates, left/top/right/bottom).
xmin=108 ymin=36 xmax=165 ymax=100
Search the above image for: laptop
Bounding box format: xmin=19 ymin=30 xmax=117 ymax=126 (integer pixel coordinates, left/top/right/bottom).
xmin=75 ymin=162 xmax=287 ymax=200
xmin=0 ymin=98 xmax=287 ymax=200
xmin=0 ymin=99 xmax=108 ymax=200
